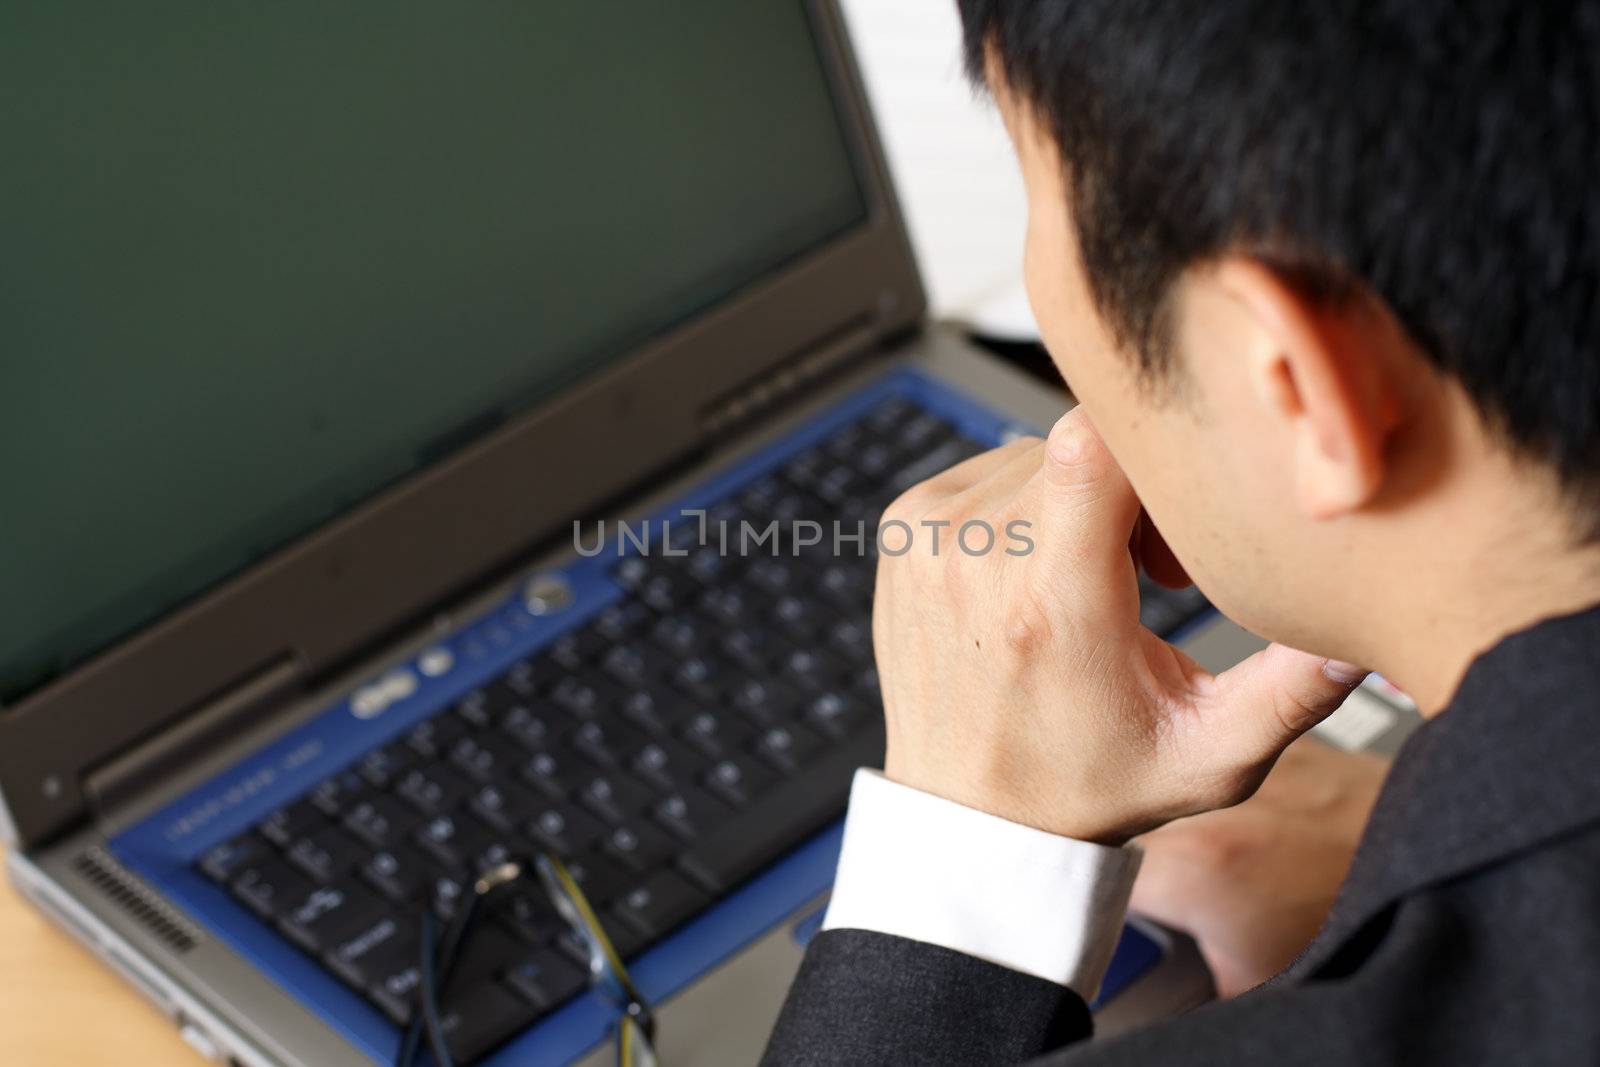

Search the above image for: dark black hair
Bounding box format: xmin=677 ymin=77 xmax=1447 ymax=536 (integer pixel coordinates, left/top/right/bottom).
xmin=959 ymin=0 xmax=1600 ymax=525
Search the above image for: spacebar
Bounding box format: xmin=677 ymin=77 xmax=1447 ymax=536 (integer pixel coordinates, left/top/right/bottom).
xmin=676 ymin=721 xmax=885 ymax=894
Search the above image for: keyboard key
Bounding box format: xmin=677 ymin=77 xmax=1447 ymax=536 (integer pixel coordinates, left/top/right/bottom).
xmin=638 ymin=571 xmax=696 ymax=613
xmin=826 ymin=618 xmax=874 ymax=664
xmin=565 ymin=852 xmax=631 ymax=905
xmin=468 ymin=780 xmax=542 ymax=833
xmin=285 ymin=827 xmax=364 ymax=883
xmin=230 ymin=860 xmax=312 ymax=919
xmin=473 ymin=839 xmax=521 ymax=876
xmin=823 ymin=419 xmax=869 ymax=459
xmin=592 ymin=601 xmax=651 ymax=642
xmin=601 ymin=822 xmax=673 ymax=872
xmin=199 ymin=833 xmax=269 ymax=883
xmin=547 ymin=675 xmax=623 ymax=720
xmin=499 ymin=662 xmax=541 ymax=699
xmin=503 ymin=949 xmax=586 ymax=1010
xmin=628 ymin=738 xmax=707 ymax=791
xmin=600 ymin=642 xmax=670 ymax=687
xmin=804 ymin=690 xmax=869 ymax=739
xmin=699 ymin=586 xmax=758 ymax=627
xmin=450 ymin=733 xmax=511 ymax=781
xmin=499 ymin=891 xmax=566 ymax=945
xmin=415 ymin=811 xmax=492 ymax=870
xmin=771 ymin=594 xmax=828 ymax=641
xmin=650 ymin=788 xmax=728 ymax=842
xmin=395 ymin=764 xmax=472 ymax=814
xmin=753 ymin=723 xmax=825 ymax=775
xmin=613 ymin=555 xmax=652 ymax=590
xmin=617 ymin=688 xmax=694 ymax=736
xmin=745 ymin=559 xmax=796 ymax=596
xmin=818 ymin=562 xmax=870 ymax=611
xmin=679 ymin=710 xmax=755 ymax=760
xmin=855 ymin=440 xmax=896 ymax=480
xmin=342 ymin=796 xmax=419 ymax=850
xmin=650 ymin=614 xmax=707 ymax=658
xmin=545 ymin=628 xmax=605 ymax=672
xmin=520 ymin=749 xmax=591 ymax=800
xmin=889 ymin=437 xmax=980 ymax=493
xmin=701 ymin=755 xmax=777 ymax=809
xmin=309 ymin=770 xmax=371 ymax=817
xmin=718 ymin=627 xmax=785 ymax=671
xmin=454 ymin=689 xmax=495 ymax=730
xmin=370 ymin=962 xmax=423 ymax=1025
xmin=742 ymin=471 xmax=792 ymax=512
xmin=782 ymin=647 xmax=850 ymax=691
xmin=356 ymin=742 xmax=418 ymax=788
xmin=730 ymin=676 xmax=805 ymax=726
xmin=611 ymin=870 xmax=711 ymax=938
xmin=258 ymin=800 xmax=321 ymax=848
xmin=896 ymin=411 xmax=956 ymax=452
xmin=436 ymin=980 xmax=541 ymax=1064
xmin=676 ymin=541 xmax=733 ymax=585
xmin=679 ymin=721 xmax=884 ymax=894
xmin=431 ymin=871 xmax=471 ymax=921
xmin=672 ymin=655 xmax=728 ymax=703
xmin=279 ymin=883 xmax=381 ymax=954
xmin=360 ymin=846 xmax=429 ymax=904
xmin=865 ymin=395 xmax=918 ymax=434
xmin=501 ymin=704 xmax=557 ymax=751
xmin=570 ymin=719 xmax=645 ymax=768
xmin=404 ymin=716 xmax=466 ymax=759
xmin=325 ymin=913 xmax=415 ymax=991
xmin=576 ymin=772 xmax=656 ymax=825
xmin=525 ymin=804 xmax=605 ymax=856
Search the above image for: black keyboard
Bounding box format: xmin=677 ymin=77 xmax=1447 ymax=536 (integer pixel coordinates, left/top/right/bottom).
xmin=194 ymin=393 xmax=1210 ymax=1063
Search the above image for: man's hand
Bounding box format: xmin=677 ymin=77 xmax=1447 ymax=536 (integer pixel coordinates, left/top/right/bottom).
xmin=1130 ymin=738 xmax=1389 ymax=996
xmin=873 ymin=406 xmax=1367 ymax=844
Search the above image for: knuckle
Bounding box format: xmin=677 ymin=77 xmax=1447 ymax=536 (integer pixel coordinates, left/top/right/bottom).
xmin=880 ymin=485 xmax=931 ymax=529
xmin=1000 ymin=586 xmax=1055 ymax=657
xmin=1271 ymin=687 xmax=1326 ymax=737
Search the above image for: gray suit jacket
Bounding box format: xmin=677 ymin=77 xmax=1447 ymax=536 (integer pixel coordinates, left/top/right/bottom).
xmin=763 ymin=603 xmax=1600 ymax=1065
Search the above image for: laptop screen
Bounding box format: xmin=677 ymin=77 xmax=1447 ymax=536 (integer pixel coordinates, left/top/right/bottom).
xmin=0 ymin=3 xmax=865 ymax=705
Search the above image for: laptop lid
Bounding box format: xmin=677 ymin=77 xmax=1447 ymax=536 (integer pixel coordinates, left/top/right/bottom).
xmin=0 ymin=0 xmax=923 ymax=849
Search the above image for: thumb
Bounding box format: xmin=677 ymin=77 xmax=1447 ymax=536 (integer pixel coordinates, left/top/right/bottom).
xmin=1206 ymin=644 xmax=1367 ymax=762
xmin=1032 ymin=407 xmax=1142 ymax=580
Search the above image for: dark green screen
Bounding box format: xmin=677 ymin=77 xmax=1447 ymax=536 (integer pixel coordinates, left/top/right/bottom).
xmin=0 ymin=2 xmax=864 ymax=703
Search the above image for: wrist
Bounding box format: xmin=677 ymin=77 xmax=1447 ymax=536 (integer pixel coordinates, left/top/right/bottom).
xmin=881 ymin=752 xmax=1135 ymax=847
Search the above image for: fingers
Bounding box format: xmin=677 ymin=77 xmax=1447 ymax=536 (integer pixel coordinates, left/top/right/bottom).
xmin=882 ymin=435 xmax=1042 ymax=521
xmin=1023 ymin=407 xmax=1143 ymax=580
xmin=1206 ymin=643 xmax=1368 ymax=763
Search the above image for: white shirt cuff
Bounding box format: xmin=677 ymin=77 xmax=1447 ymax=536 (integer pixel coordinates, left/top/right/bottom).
xmin=822 ymin=769 xmax=1141 ymax=1000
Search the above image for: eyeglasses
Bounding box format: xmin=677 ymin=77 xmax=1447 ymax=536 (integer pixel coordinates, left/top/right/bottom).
xmin=396 ymin=852 xmax=659 ymax=1067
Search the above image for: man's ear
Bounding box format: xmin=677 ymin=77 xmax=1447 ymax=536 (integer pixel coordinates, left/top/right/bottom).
xmin=1208 ymin=258 xmax=1403 ymax=519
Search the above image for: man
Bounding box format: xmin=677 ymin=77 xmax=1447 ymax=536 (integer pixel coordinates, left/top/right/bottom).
xmin=763 ymin=1 xmax=1600 ymax=1063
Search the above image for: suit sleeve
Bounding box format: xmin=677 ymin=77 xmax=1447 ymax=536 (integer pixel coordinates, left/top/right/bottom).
xmin=760 ymin=929 xmax=1094 ymax=1067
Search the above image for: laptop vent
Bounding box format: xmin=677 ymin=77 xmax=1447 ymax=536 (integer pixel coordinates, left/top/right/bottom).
xmin=73 ymin=847 xmax=199 ymax=954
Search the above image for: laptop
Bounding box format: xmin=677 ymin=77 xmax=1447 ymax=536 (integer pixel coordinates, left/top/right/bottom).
xmin=0 ymin=3 xmax=1421 ymax=1063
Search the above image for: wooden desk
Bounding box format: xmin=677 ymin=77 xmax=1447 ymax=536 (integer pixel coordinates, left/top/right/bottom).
xmin=0 ymin=849 xmax=202 ymax=1065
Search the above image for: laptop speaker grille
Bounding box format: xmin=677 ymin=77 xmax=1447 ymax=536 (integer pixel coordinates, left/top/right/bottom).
xmin=73 ymin=847 xmax=199 ymax=953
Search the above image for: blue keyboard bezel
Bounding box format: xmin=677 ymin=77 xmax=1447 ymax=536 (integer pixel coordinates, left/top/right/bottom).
xmin=111 ymin=367 xmax=1198 ymax=1065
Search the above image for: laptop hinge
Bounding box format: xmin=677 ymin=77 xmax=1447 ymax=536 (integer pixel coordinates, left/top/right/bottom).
xmin=698 ymin=310 xmax=889 ymax=441
xmin=83 ymin=652 xmax=306 ymax=825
